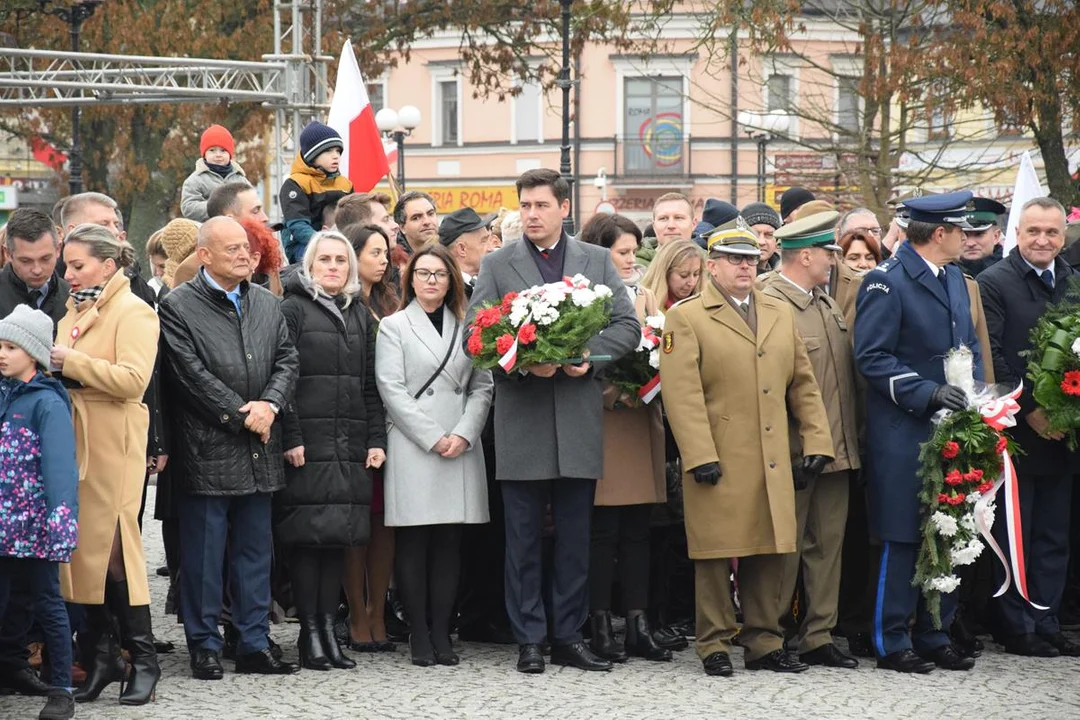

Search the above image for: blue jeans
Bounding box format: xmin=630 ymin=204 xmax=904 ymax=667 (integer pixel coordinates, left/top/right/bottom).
xmin=0 ymin=557 xmax=72 ymax=689
xmin=179 ymin=492 xmax=273 ymax=655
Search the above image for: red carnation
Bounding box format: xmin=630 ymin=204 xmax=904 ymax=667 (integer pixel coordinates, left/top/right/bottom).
xmin=947 ymin=493 xmax=966 ymax=506
xmin=1062 ymin=370 xmax=1080 ymax=396
xmin=467 ymin=328 xmax=484 ymax=356
xmin=501 ymin=292 xmax=518 ymax=315
xmin=938 ymin=493 xmax=950 ymax=504
xmin=476 ymin=306 xmax=503 ymax=329
xmin=977 ymin=481 xmax=995 ymax=494
xmin=941 ymin=441 xmax=960 ymax=459
xmin=944 ymin=470 xmax=964 ymax=487
xmin=995 ymin=435 xmax=1008 ymax=453
xmin=517 ymin=322 xmax=538 ymax=346
xmin=495 ymin=333 xmax=515 ymax=355
xmin=968 ymin=468 xmax=984 ymax=482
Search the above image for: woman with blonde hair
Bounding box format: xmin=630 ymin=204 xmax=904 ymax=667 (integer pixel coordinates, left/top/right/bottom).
xmin=52 ymin=223 xmax=160 ymax=706
xmin=641 ymin=239 xmax=704 ymax=311
xmin=278 ymin=230 xmax=387 ymax=671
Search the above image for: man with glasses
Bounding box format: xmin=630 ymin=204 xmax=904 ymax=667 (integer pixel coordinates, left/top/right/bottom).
xmin=854 ymin=190 xmax=983 ymax=674
xmin=660 ymin=226 xmax=833 ymax=678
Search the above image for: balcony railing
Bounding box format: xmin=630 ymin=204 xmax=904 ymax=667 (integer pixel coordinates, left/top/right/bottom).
xmin=613 ymin=135 xmax=692 ymax=180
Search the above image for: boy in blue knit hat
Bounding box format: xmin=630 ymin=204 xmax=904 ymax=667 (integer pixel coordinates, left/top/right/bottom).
xmin=279 ymin=121 xmax=354 ymax=263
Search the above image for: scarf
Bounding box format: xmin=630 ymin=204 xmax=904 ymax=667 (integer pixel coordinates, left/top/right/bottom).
xmin=71 ymin=285 xmax=104 ymax=305
xmin=205 ymin=161 xmax=233 ymax=178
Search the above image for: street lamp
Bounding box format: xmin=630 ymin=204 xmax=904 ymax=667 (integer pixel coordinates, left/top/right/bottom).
xmin=738 ymin=110 xmax=790 ymax=204
xmin=375 ymin=105 xmax=421 ymax=192
xmin=39 ymin=0 xmax=105 ymax=195
xmin=558 ymin=0 xmax=575 ymax=236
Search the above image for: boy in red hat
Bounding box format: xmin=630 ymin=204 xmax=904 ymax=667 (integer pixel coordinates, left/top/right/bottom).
xmin=181 ymin=124 xmax=250 ymax=222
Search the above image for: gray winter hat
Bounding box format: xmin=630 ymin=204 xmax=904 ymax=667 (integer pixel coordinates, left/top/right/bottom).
xmin=0 ymin=304 xmax=54 ymax=369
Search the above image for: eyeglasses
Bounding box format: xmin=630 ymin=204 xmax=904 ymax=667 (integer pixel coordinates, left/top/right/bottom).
xmin=415 ymin=269 xmax=450 ymax=283
xmin=858 ymin=226 xmax=884 ymax=235
xmin=713 ymin=254 xmax=759 ymax=266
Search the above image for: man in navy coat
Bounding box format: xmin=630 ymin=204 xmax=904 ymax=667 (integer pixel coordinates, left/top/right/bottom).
xmin=854 ymin=190 xmax=983 ymax=673
xmin=977 ymin=197 xmax=1080 ymax=658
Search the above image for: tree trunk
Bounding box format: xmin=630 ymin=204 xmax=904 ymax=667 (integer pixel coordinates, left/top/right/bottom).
xmin=1032 ymin=92 xmax=1079 ymax=208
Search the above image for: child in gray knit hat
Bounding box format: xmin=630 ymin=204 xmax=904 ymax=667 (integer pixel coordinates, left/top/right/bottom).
xmin=0 ymin=303 xmax=80 ymax=720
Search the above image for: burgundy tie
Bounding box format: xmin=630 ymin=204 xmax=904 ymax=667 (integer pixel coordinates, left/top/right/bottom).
xmin=540 ymin=249 xmax=550 ymax=259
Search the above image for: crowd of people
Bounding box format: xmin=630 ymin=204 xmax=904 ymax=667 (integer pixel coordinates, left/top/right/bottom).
xmin=0 ymin=119 xmax=1078 ymax=719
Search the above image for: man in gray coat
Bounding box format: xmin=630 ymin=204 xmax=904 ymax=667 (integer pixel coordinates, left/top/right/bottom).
xmin=466 ymin=169 xmax=640 ymax=674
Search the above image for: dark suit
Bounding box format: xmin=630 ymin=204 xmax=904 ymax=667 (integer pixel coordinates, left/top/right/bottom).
xmin=978 ymin=251 xmax=1079 ymax=637
xmin=465 ymin=235 xmax=639 ymax=645
xmin=854 ymin=241 xmax=983 ymax=656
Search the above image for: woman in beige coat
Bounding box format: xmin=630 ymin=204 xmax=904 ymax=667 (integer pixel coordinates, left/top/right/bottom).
xmin=53 ymin=224 xmax=160 ymax=706
xmin=580 ymin=214 xmax=671 ymax=664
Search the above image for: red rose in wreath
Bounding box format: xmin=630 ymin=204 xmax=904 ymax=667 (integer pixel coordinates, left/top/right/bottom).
xmin=517 ymin=322 xmax=538 ymax=346
xmin=495 ymin=333 xmax=515 ymax=356
xmin=941 ymin=441 xmax=960 ymax=459
xmin=467 ymin=328 xmax=484 ymax=356
xmin=1061 ymin=370 xmax=1080 ymax=396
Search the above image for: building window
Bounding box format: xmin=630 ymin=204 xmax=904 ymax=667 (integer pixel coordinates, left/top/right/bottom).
xmin=438 ymin=80 xmax=459 ymax=146
xmin=766 ymin=74 xmax=792 ymax=112
xmin=367 ymin=83 xmax=385 ymax=114
xmin=927 ymin=88 xmax=951 ymax=140
xmin=623 ymin=76 xmax=685 ymax=175
xmin=997 ymin=108 xmax=1025 ymax=136
xmin=513 ymin=79 xmax=543 ymax=144
xmin=837 ymin=76 xmax=860 ymax=134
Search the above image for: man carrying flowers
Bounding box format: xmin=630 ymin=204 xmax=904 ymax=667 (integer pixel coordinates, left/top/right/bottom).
xmin=977 ymin=197 xmax=1080 ymax=658
xmin=464 ymin=169 xmax=640 ymax=675
xmin=854 ymin=191 xmax=984 ymax=673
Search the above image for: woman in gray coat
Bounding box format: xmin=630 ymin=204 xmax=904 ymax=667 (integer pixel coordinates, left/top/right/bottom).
xmin=375 ymin=244 xmax=493 ymax=668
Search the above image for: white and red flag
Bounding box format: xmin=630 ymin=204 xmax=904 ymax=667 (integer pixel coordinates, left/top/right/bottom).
xmin=327 ymin=40 xmax=390 ymax=192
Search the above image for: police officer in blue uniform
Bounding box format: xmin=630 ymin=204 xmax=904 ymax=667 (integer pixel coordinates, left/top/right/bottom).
xmin=854 ymin=190 xmax=983 ymax=674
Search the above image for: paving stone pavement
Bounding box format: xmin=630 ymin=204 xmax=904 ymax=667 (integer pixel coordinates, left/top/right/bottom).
xmin=3 ymin=486 xmax=1080 ymax=719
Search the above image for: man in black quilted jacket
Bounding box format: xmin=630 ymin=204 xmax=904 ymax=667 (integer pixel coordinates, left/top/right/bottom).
xmin=158 ymin=216 xmax=299 ymax=680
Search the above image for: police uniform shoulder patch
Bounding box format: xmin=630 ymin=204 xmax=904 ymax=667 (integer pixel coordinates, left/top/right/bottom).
xmin=873 ymin=258 xmax=897 ymax=273
xmin=663 ymin=331 xmax=674 ymax=354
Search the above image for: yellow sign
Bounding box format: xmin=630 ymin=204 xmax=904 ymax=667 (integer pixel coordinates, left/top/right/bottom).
xmin=414 ymin=186 xmax=519 ymax=215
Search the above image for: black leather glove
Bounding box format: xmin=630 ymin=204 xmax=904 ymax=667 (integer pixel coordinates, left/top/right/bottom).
xmin=930 ymin=384 xmax=968 ymax=412
xmin=691 ymin=462 xmax=722 ymax=486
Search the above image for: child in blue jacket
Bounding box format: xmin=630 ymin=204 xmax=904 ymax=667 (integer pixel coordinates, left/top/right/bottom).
xmin=0 ymin=304 xmax=79 ymax=720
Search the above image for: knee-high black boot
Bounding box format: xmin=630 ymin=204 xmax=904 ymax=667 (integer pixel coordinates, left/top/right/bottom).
xmin=73 ymin=604 xmax=125 ymax=703
xmin=108 ymin=579 xmax=161 ymax=705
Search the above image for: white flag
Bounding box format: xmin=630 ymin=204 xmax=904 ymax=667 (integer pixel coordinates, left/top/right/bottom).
xmin=1003 ymin=151 xmax=1045 ymax=257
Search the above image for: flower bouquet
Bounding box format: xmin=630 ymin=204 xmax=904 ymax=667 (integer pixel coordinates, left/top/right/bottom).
xmin=467 ymin=274 xmax=613 ymax=372
xmin=604 ymin=315 xmax=664 ymax=406
xmin=1025 ymin=281 xmax=1080 ymax=449
xmin=914 ymin=346 xmax=1022 ymax=627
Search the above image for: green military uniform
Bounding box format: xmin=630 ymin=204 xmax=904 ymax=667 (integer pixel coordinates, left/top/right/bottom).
xmin=760 ymin=211 xmax=862 ymax=658
xmin=660 ymin=227 xmax=833 ymax=671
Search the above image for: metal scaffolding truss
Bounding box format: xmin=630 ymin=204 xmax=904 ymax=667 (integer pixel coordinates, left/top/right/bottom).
xmin=0 ymin=0 xmax=331 ymax=217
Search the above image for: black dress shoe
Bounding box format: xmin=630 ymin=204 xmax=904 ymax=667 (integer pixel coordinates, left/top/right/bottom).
xmin=190 ymin=649 xmax=224 ymax=680
xmin=155 ymin=565 xmax=170 ymax=577
xmin=800 ymin=643 xmax=859 ymax=669
xmin=550 ymin=641 xmax=613 ymax=671
xmin=153 ymin=636 xmax=176 ymax=654
xmin=845 ymin=632 xmax=874 ymax=658
xmin=38 ymin=688 xmax=75 ymax=720
xmin=919 ymin=644 xmax=975 ymax=671
xmin=588 ymin=612 xmax=628 ymax=663
xmin=517 ymin=644 xmax=545 ymax=674
xmin=625 ymin=614 xmax=672 ymax=662
xmin=1039 ymin=632 xmax=1080 ymax=657
xmin=1002 ymin=633 xmax=1060 ymax=657
xmin=745 ymin=648 xmax=809 ymax=673
xmin=876 ymin=648 xmax=935 ymax=674
xmin=651 ymin=625 xmax=689 ymax=651
xmin=234 ymin=647 xmax=300 ymax=675
xmin=0 ymin=667 xmax=49 ymax=696
xmin=702 ymin=651 xmax=734 ymax=677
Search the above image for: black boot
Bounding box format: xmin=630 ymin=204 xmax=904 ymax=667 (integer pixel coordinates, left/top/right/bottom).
xmin=108 ymin=579 xmax=161 ymax=706
xmin=588 ymin=612 xmax=628 ymax=663
xmin=73 ymin=605 xmax=125 ymax=703
xmin=625 ymin=614 xmax=672 ymax=661
xmin=298 ymin=616 xmax=332 ymax=671
xmin=317 ymin=614 xmax=356 ymax=669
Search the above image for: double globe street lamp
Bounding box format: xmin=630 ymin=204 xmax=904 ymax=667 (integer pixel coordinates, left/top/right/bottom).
xmin=737 ymin=110 xmax=791 ymax=204
xmin=375 ymin=105 xmax=421 ymax=191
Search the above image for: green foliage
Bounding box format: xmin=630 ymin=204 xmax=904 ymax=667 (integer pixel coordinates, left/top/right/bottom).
xmin=604 ymin=342 xmax=654 ymax=406
xmin=1023 ymin=278 xmax=1080 ymax=449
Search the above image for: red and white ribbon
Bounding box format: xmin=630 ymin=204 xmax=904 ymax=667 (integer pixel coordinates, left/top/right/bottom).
xmin=973 ymin=383 xmax=1048 ymax=609
xmin=638 ymin=374 xmax=661 ymax=404
xmin=497 ymin=311 xmax=530 ymax=372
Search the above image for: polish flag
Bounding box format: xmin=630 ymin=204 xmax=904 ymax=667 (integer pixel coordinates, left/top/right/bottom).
xmin=327 ymin=40 xmax=390 ymax=192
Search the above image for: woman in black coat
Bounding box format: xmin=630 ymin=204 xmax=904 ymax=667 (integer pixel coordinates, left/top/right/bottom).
xmin=278 ymin=230 xmax=387 ymax=671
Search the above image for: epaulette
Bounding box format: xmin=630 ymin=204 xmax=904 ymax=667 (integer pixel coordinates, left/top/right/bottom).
xmin=873 ymin=258 xmax=898 ymax=273
xmin=670 ymin=293 xmax=700 ymax=309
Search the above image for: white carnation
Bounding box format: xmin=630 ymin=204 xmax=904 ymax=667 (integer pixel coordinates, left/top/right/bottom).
xmin=594 ymin=284 xmax=613 ymax=298
xmin=930 ymin=511 xmax=958 ymax=537
xmin=533 ymin=304 xmax=560 ymax=327
xmin=926 ymin=575 xmax=962 ymax=594
xmin=571 ymin=288 xmax=598 ymax=307
xmin=1072 ymin=337 xmax=1080 ymax=358
xmin=569 ymin=273 xmax=590 ymax=288
xmin=645 ymin=315 xmax=664 ymax=330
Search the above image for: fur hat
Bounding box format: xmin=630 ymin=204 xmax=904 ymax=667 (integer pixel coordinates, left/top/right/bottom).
xmin=200 ymin=125 xmax=236 ymax=159
xmin=0 ymin=304 xmax=54 ymax=369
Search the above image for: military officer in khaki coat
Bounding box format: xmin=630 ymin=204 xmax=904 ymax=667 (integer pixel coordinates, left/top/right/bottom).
xmin=761 ymin=211 xmax=861 ymax=670
xmin=660 ymin=226 xmax=834 ymax=678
